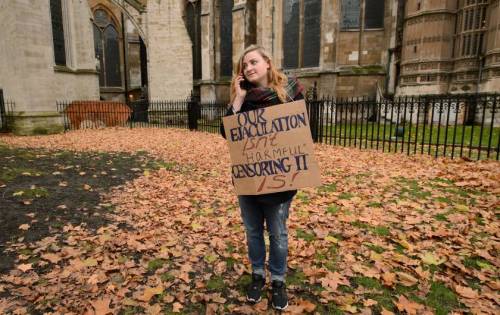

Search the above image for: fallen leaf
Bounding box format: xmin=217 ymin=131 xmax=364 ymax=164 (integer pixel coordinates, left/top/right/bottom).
xmin=145 ymin=304 xmax=162 ymax=315
xmin=18 ymin=224 xmax=30 ymax=231
xmin=17 ymin=263 xmax=32 ymax=272
xmin=140 ymin=286 xmax=164 ymax=302
xmin=297 ymin=299 xmax=316 ymax=312
xmin=420 ymin=252 xmax=446 ymax=265
xmin=83 ymin=258 xmax=98 ymax=267
xmin=91 ymin=298 xmax=112 ymax=315
xmin=172 ymin=302 xmax=183 ymax=312
xmin=395 ymin=295 xmax=424 ymax=315
xmin=382 ymin=272 xmax=396 ymax=286
xmin=454 ymin=285 xmax=479 ymax=299
xmin=41 ymin=253 xmax=62 ymax=264
xmin=364 ymin=299 xmax=378 ymax=307
xmin=396 ymin=272 xmax=419 ymax=286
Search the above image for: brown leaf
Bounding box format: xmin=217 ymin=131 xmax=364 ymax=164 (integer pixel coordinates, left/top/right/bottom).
xmin=139 ymin=286 xmax=164 ymax=302
xmin=454 ymin=285 xmax=479 ymax=299
xmin=396 ymin=272 xmax=419 ymax=287
xmin=145 ymin=304 xmax=162 ymax=315
xmin=363 ymin=299 xmax=378 ymax=307
xmin=172 ymin=302 xmax=183 ymax=312
xmin=91 ymin=298 xmax=113 ymax=315
xmin=382 ymin=272 xmax=396 ymax=286
xmin=17 ymin=263 xmax=32 ymax=272
xmin=254 ymin=298 xmax=268 ymax=312
xmin=18 ymin=224 xmax=30 ymax=231
xmin=41 ymin=253 xmax=62 ymax=264
xmin=320 ymin=271 xmax=349 ymax=291
xmin=395 ymin=295 xmax=424 ymax=315
xmin=163 ymin=294 xmax=175 ymax=303
xmin=297 ymin=299 xmax=316 ymax=312
xmin=381 ymin=308 xmax=395 ymax=315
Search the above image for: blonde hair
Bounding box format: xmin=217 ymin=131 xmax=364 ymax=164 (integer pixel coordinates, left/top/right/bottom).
xmin=230 ymin=45 xmax=288 ymax=105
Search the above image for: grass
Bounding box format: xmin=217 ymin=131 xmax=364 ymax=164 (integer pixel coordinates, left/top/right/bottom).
xmin=348 ymin=276 xmax=460 ymax=314
xmin=296 ymin=229 xmax=316 ymax=242
xmin=0 ymin=167 xmax=42 ymax=182
xmin=206 ymin=275 xmax=225 ymax=291
xmin=425 ymin=282 xmax=460 ymax=315
xmin=320 ymin=122 xmax=499 ymax=148
xmin=326 ymin=204 xmax=340 ymax=214
xmin=463 ymin=256 xmax=494 ymax=271
xmin=13 ymin=187 xmax=49 ymax=198
xmin=147 ymin=258 xmax=167 ymax=272
xmin=286 ymin=269 xmax=308 ymax=287
xmin=338 ymin=192 xmax=354 ymax=200
xmin=160 ymin=272 xmax=175 ymax=282
xmin=319 ymin=122 xmax=499 ymax=160
xmin=365 ymin=243 xmax=385 ymax=254
xmin=318 ymin=183 xmax=337 ymax=193
xmin=351 ymin=221 xmax=390 ymax=236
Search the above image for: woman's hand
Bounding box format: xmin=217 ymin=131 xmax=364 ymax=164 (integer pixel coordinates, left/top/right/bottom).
xmin=232 ymin=74 xmax=247 ymax=112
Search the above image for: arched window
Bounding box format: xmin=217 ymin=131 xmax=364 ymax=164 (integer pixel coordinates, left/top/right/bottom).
xmin=93 ymin=9 xmax=122 ymax=87
xmin=219 ymin=0 xmax=233 ymax=78
xmin=364 ymin=0 xmax=384 ymax=29
xmin=303 ymin=0 xmax=321 ymax=67
xmin=341 ymin=0 xmax=360 ymax=30
xmin=283 ymin=0 xmax=321 ymax=69
xmin=50 ymin=0 xmax=66 ymax=66
xmin=458 ymin=2 xmax=488 ymax=57
xmin=283 ymin=0 xmax=300 ymax=69
xmin=186 ymin=2 xmax=202 ymax=80
xmin=341 ymin=0 xmax=385 ymax=30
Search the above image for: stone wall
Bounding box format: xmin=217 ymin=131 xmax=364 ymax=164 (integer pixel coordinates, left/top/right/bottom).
xmin=146 ymin=0 xmax=193 ymax=100
xmin=0 ymin=0 xmax=99 ymax=135
xmin=480 ymin=0 xmax=500 ymax=93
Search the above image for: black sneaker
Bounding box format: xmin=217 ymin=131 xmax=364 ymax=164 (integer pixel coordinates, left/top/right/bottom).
xmin=246 ymin=273 xmax=265 ymax=303
xmin=271 ymin=280 xmax=288 ymax=310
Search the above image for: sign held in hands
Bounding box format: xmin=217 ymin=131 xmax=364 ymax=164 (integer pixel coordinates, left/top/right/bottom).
xmin=223 ymin=99 xmax=321 ymax=195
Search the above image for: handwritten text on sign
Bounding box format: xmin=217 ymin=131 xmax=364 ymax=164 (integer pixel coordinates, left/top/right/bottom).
xmin=223 ymin=100 xmax=321 ymax=195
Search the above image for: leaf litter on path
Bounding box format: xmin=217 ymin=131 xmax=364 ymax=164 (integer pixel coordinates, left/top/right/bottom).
xmin=0 ymin=128 xmax=498 ymax=314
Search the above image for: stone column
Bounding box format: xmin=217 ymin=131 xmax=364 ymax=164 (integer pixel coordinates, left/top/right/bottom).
xmin=200 ymin=0 xmax=217 ymax=101
xmin=232 ymin=0 xmax=257 ymax=71
xmin=146 ymin=0 xmax=192 ymax=100
xmin=318 ymin=0 xmax=338 ymax=97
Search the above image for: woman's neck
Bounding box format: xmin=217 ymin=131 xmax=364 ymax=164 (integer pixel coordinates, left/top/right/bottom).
xmin=255 ymin=76 xmax=269 ymax=88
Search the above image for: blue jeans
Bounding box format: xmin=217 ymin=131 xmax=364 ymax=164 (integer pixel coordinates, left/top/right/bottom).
xmin=238 ymin=195 xmax=292 ymax=282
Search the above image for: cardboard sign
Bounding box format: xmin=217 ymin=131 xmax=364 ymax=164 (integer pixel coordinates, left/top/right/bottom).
xmin=223 ymin=99 xmax=322 ymax=195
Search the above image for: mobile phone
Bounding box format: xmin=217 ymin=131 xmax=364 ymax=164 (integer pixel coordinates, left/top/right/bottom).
xmin=240 ymin=78 xmax=252 ymax=90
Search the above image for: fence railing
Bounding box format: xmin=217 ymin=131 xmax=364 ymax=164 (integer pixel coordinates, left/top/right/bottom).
xmin=309 ymin=94 xmax=499 ymax=161
xmin=0 ymin=89 xmax=15 ymax=133
xmin=56 ymin=93 xmax=500 ymax=160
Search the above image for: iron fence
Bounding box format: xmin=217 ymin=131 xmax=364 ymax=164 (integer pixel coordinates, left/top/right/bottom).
xmin=309 ymin=94 xmax=499 ymax=161
xmin=56 ymin=93 xmax=500 ymax=160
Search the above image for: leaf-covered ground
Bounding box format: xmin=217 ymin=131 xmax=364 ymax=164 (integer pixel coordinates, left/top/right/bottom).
xmin=0 ymin=127 xmax=498 ymax=315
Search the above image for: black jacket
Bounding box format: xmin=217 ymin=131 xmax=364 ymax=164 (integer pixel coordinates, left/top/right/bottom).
xmin=220 ymin=92 xmax=305 ymax=206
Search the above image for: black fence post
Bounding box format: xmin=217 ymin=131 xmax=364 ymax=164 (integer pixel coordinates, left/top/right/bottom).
xmin=308 ymin=82 xmax=320 ymax=142
xmin=0 ymin=89 xmax=7 ymax=132
xmin=188 ymin=90 xmax=199 ymax=130
xmin=307 ymin=103 xmax=319 ymax=142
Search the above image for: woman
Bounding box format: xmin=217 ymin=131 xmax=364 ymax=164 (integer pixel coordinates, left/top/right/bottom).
xmin=220 ymin=45 xmax=304 ymax=311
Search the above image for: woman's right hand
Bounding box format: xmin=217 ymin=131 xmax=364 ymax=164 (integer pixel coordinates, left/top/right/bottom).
xmin=232 ymin=74 xmax=247 ymax=112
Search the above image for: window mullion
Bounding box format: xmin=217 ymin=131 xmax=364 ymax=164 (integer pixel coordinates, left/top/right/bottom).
xmin=102 ymin=36 xmax=107 ymax=87
xmin=299 ymin=0 xmax=304 ymax=68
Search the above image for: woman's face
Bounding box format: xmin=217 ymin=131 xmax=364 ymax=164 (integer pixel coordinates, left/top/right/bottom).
xmin=241 ymin=50 xmax=270 ymax=87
